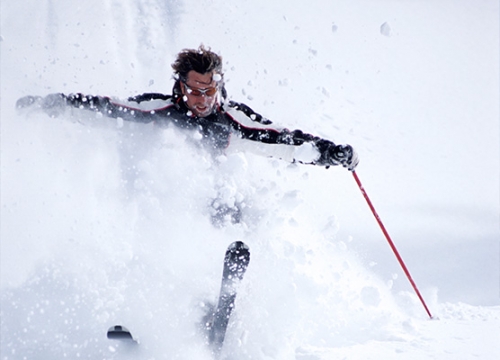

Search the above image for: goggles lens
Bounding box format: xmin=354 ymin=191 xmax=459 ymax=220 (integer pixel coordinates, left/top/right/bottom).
xmin=183 ymin=83 xmax=218 ymax=97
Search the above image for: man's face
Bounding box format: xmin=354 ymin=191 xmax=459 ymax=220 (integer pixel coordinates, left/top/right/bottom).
xmin=180 ymin=70 xmax=219 ymax=118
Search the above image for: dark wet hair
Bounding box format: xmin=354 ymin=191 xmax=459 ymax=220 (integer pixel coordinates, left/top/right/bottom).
xmin=171 ymin=45 xmax=223 ymax=82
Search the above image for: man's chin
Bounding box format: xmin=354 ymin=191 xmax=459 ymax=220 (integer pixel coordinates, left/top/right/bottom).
xmin=194 ymin=108 xmax=211 ymax=117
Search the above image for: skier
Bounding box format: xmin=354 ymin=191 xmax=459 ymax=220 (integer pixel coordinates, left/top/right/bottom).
xmin=16 ymin=45 xmax=359 ymax=171
xmin=15 ymin=45 xmax=360 ymax=352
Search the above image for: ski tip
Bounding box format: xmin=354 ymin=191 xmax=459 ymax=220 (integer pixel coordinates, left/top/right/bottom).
xmin=107 ymin=325 xmax=137 ymax=342
xmin=229 ymin=241 xmax=249 ymax=251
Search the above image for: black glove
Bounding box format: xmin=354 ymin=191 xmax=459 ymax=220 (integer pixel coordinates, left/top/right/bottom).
xmin=315 ymin=139 xmax=359 ymax=171
xmin=16 ymin=93 xmax=67 ymax=117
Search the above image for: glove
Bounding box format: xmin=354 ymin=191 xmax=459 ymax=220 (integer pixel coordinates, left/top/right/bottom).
xmin=334 ymin=144 xmax=359 ymax=171
xmin=315 ymin=139 xmax=359 ymax=171
xmin=15 ymin=93 xmax=67 ymax=117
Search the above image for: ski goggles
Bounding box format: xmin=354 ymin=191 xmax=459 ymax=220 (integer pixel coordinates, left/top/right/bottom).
xmin=182 ymin=82 xmax=218 ymax=97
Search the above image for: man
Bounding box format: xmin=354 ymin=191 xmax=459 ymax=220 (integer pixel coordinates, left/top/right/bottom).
xmin=16 ymin=45 xmax=358 ymax=170
xmin=14 ymin=46 xmax=360 ymax=345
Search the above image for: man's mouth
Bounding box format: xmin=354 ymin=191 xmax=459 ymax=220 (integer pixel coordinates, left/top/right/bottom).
xmin=195 ymin=105 xmax=210 ymax=114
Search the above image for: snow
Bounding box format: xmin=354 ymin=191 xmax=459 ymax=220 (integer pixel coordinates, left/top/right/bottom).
xmin=1 ymin=0 xmax=499 ymax=359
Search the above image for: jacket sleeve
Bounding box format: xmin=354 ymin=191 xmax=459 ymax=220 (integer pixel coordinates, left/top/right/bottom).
xmin=225 ymin=101 xmax=329 ymax=164
xmin=62 ymin=93 xmax=164 ymax=124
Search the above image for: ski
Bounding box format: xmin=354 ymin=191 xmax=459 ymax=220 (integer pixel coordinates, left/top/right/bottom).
xmin=105 ymin=241 xmax=250 ymax=355
xmin=208 ymin=241 xmax=251 ymax=355
xmin=107 ymin=325 xmax=137 ymax=343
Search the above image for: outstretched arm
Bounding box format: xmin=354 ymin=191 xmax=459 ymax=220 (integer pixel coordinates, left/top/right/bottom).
xmin=226 ymin=102 xmax=359 ymax=171
xmin=16 ymin=93 xmax=162 ymax=124
xmin=234 ymin=125 xmax=359 ymax=170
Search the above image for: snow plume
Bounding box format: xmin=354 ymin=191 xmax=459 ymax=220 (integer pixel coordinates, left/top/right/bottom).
xmin=0 ymin=111 xmax=409 ymax=359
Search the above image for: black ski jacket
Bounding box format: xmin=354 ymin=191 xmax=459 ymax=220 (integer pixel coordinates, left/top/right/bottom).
xmin=58 ymin=82 xmax=337 ymax=165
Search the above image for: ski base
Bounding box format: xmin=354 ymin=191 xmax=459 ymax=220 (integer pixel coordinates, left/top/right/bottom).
xmin=208 ymin=241 xmax=250 ymax=355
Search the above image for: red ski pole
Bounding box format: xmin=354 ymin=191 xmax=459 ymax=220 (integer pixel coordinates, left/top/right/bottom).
xmin=351 ymin=170 xmax=433 ymax=319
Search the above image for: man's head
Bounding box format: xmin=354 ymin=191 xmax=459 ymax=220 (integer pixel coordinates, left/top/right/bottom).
xmin=172 ymin=45 xmax=224 ymax=117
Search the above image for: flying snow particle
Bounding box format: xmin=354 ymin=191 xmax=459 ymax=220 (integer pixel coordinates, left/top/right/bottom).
xmin=278 ymin=78 xmax=290 ymax=86
xmin=331 ymin=23 xmax=338 ymax=33
xmin=380 ymin=22 xmax=392 ymax=37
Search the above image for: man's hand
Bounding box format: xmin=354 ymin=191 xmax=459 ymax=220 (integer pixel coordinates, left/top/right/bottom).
xmin=332 ymin=144 xmax=359 ymax=171
xmin=315 ymin=139 xmax=359 ymax=171
xmin=16 ymin=93 xmax=67 ymax=117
